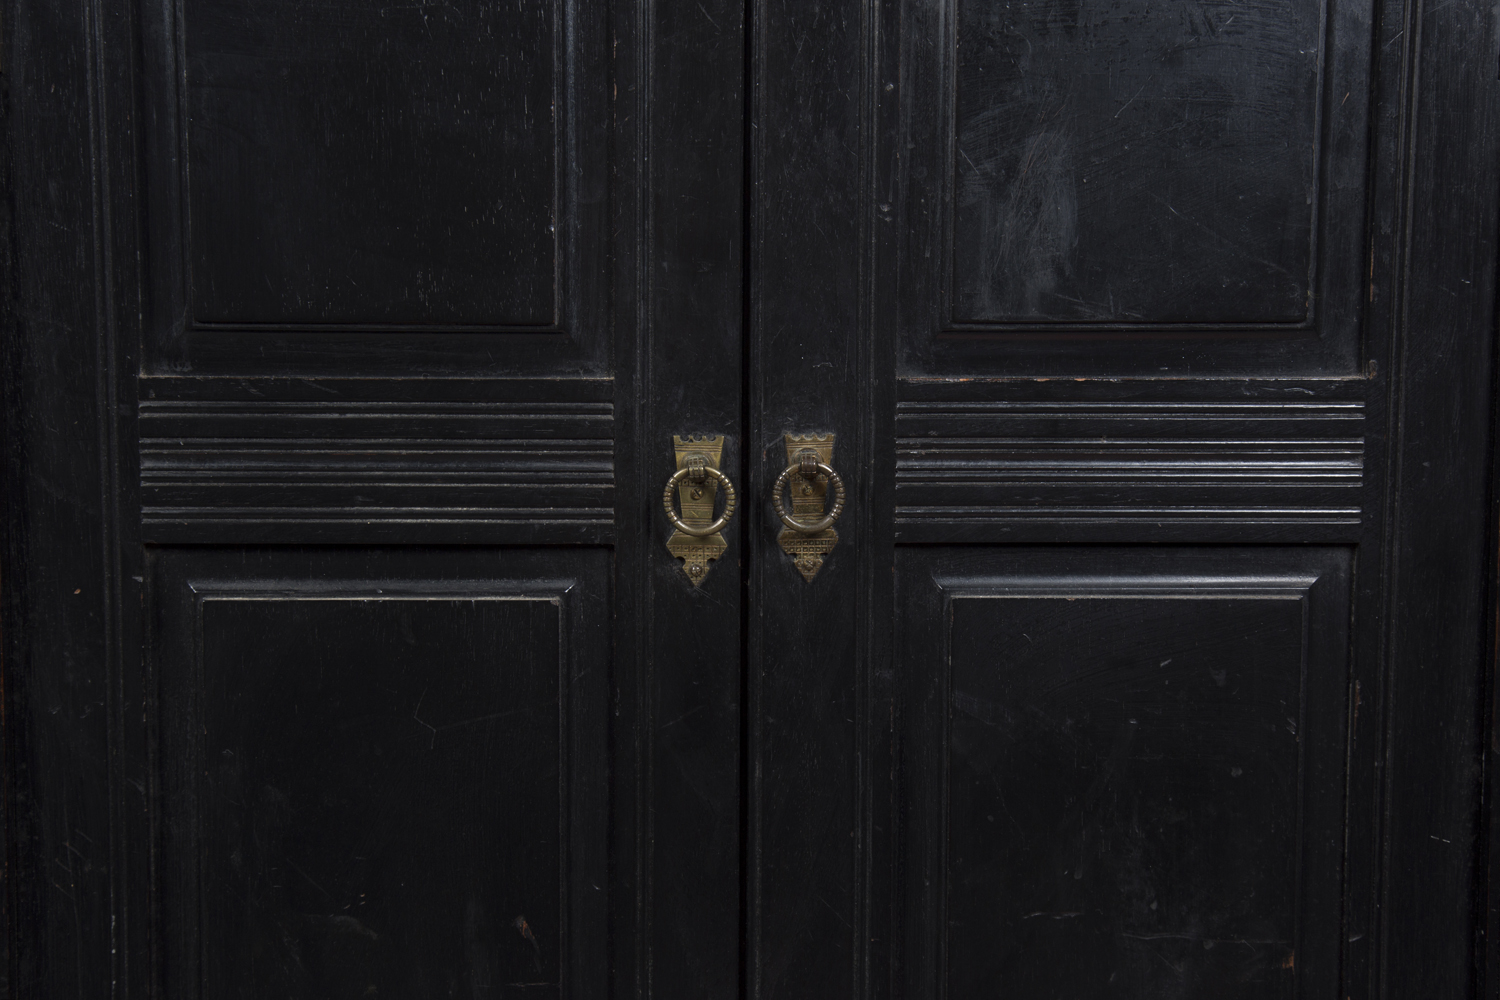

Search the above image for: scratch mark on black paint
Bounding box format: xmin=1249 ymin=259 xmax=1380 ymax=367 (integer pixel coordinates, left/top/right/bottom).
xmin=321 ymin=914 xmax=379 ymax=940
xmin=436 ymin=708 xmax=529 ymax=733
xmin=1147 ymin=193 xmax=1293 ymax=278
xmin=661 ymin=704 xmax=708 ymax=729
xmin=1113 ymin=83 xmax=1147 ymax=119
xmin=817 ymin=893 xmax=854 ymax=930
xmin=1123 ymin=931 xmax=1286 ymax=948
xmin=515 ymin=915 xmax=543 ymax=970
xmin=287 ymin=859 xmax=332 ymax=900
xmin=413 ymin=686 xmax=437 ymax=749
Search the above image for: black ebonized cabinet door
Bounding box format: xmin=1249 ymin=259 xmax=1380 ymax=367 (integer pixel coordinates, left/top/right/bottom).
xmin=746 ymin=0 xmax=1498 ymax=999
xmin=5 ymin=0 xmax=746 ymax=996
xmin=4 ymin=0 xmax=1499 ymax=997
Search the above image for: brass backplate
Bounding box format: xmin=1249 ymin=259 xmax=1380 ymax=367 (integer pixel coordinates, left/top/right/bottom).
xmin=666 ymin=434 xmax=728 ymax=586
xmin=778 ymin=432 xmax=837 ymax=582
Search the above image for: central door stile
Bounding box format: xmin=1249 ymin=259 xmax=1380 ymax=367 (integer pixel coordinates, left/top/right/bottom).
xmin=634 ymin=0 xmax=749 ymax=996
xmin=745 ymin=0 xmax=879 ymax=998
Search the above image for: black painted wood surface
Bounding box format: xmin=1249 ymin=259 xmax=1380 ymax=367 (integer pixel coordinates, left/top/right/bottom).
xmin=4 ymin=0 xmax=1498 ymax=997
xmin=896 ymin=548 xmax=1352 ymax=998
xmin=4 ymin=0 xmax=744 ymax=995
xmin=150 ymin=548 xmax=611 ymax=999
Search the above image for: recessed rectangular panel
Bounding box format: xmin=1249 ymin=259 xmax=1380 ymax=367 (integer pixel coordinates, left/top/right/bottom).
xmin=152 ymin=548 xmax=611 ymax=1000
xmin=948 ymin=594 xmax=1302 ymax=996
xmin=952 ymin=0 xmax=1321 ymax=325
xmin=186 ymin=0 xmax=557 ymax=327
xmin=895 ymin=548 xmax=1350 ymax=1000
xmin=885 ymin=0 xmax=1374 ymax=376
xmin=199 ymin=596 xmax=561 ymax=993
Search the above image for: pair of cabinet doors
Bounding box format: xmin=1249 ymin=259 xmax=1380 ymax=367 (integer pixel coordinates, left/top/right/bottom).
xmin=5 ymin=0 xmax=1500 ymax=996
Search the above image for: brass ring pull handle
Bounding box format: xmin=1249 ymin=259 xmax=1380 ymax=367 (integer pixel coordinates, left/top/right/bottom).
xmin=772 ymin=460 xmax=845 ymax=533
xmin=663 ymin=465 xmax=737 ymax=536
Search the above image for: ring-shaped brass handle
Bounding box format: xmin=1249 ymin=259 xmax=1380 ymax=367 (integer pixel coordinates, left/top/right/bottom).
xmin=772 ymin=461 xmax=845 ymax=533
xmin=663 ymin=465 xmax=737 ymax=536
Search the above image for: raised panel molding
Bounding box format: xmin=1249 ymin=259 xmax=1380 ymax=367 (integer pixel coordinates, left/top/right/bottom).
xmin=138 ymin=381 xmax=615 ymax=542
xmin=895 ymin=400 xmax=1364 ymax=540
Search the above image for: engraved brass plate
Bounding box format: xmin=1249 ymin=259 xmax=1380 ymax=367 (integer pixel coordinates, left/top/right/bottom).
xmin=777 ymin=433 xmax=838 ymax=582
xmin=665 ymin=434 xmax=730 ymax=586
